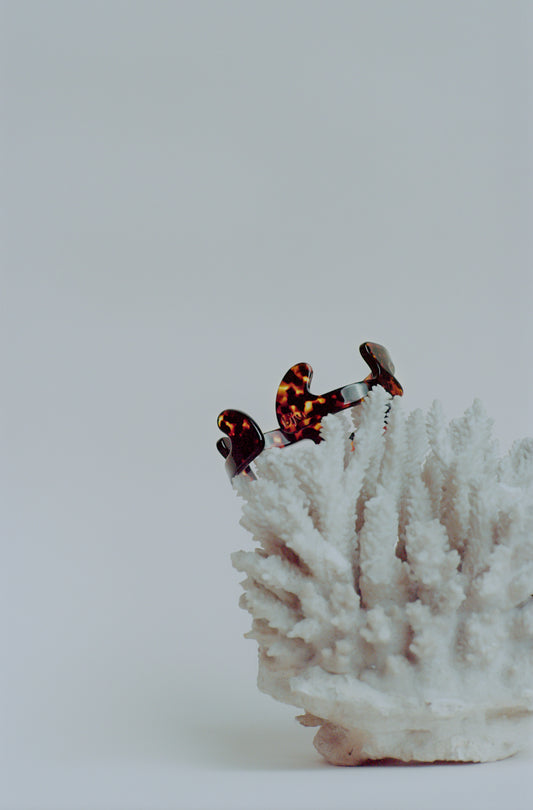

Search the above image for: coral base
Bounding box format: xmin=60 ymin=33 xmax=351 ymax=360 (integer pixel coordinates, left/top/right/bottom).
xmin=304 ymin=714 xmax=532 ymax=766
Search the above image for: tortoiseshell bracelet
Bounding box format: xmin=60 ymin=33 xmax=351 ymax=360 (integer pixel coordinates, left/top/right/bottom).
xmin=217 ymin=341 xmax=403 ymax=481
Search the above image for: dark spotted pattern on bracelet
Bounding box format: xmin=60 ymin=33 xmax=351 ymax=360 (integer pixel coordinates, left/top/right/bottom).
xmin=217 ymin=409 xmax=265 ymax=478
xmin=359 ymin=342 xmax=403 ymax=397
xmin=275 ymin=342 xmax=402 ymax=441
xmin=217 ymin=341 xmax=403 ymax=480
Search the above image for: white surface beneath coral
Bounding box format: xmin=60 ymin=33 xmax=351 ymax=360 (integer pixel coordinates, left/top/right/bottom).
xmin=233 ymin=390 xmax=533 ymax=765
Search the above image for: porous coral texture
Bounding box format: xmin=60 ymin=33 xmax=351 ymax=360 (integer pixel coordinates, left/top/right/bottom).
xmin=232 ymin=388 xmax=533 ymax=765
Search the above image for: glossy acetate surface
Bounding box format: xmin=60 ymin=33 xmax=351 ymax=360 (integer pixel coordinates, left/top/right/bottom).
xmin=216 ymin=341 xmax=403 ymax=480
xmin=216 ymin=409 xmax=265 ymax=477
xmin=274 ymin=342 xmax=402 ymax=441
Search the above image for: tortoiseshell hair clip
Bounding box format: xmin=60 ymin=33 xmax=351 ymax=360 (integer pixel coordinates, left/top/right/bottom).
xmin=217 ymin=342 xmax=403 ymax=481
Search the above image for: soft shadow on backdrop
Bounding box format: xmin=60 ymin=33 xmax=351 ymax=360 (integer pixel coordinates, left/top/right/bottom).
xmin=2 ymin=2 xmax=532 ymax=809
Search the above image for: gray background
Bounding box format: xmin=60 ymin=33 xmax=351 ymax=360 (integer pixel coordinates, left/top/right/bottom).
xmin=2 ymin=2 xmax=532 ymax=808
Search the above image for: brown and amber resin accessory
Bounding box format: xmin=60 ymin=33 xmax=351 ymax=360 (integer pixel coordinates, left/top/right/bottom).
xmin=217 ymin=341 xmax=403 ymax=480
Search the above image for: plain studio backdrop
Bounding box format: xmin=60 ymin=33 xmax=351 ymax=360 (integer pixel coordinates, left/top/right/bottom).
xmin=2 ymin=2 xmax=532 ymax=809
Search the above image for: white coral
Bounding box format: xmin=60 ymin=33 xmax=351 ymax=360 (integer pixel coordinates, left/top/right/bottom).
xmin=231 ymin=389 xmax=533 ymax=765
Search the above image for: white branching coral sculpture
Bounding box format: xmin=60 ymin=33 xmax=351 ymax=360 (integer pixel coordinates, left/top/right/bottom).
xmin=231 ymin=388 xmax=533 ymax=765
